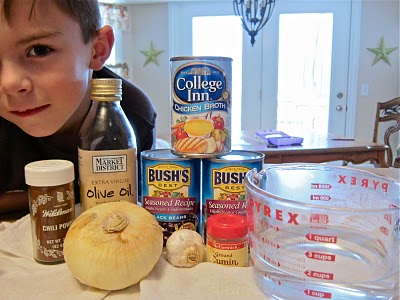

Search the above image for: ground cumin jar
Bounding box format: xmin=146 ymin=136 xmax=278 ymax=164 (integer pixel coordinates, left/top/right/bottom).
xmin=206 ymin=214 xmax=248 ymax=267
xmin=24 ymin=160 xmax=75 ymax=264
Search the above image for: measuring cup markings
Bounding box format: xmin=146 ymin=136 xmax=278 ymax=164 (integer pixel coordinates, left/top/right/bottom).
xmin=256 ymin=225 xmax=392 ymax=283
xmin=310 ymin=182 xmax=332 ymax=202
xmin=304 ymin=289 xmax=332 ymax=299
xmin=246 ymin=166 xmax=399 ymax=299
xmin=254 ymin=252 xmax=394 ymax=300
xmin=305 ymin=270 xmax=334 ymax=281
xmin=330 ymin=215 xmax=395 ymax=242
xmin=254 ymin=221 xmax=345 ymax=277
xmin=305 ymin=251 xmax=336 ymax=262
xmin=251 ymin=232 xmax=307 ymax=274
xmin=254 ymin=233 xmax=325 ymax=277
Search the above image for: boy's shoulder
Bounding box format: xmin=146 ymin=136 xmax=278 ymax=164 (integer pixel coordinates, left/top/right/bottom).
xmin=93 ymin=67 xmax=148 ymax=100
xmin=0 ymin=118 xmax=29 ymax=142
xmin=0 ymin=118 xmax=38 ymax=192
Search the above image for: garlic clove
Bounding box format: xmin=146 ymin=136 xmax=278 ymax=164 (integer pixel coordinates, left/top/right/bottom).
xmin=165 ymin=229 xmax=205 ymax=268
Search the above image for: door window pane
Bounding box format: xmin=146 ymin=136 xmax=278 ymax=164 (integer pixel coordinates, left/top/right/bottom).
xmin=192 ymin=16 xmax=243 ymax=136
xmin=277 ymin=13 xmax=333 ymax=135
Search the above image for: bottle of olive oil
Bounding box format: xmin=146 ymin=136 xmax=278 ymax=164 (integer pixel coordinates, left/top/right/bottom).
xmin=78 ymin=78 xmax=137 ymax=211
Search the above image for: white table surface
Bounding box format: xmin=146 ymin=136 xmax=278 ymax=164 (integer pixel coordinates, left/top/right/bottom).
xmin=0 ymin=168 xmax=398 ymax=300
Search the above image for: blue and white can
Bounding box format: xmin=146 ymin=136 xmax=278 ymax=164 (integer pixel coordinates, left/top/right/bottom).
xmin=201 ymin=150 xmax=265 ymax=238
xmin=170 ymin=56 xmax=232 ymax=158
xmin=141 ymin=149 xmax=201 ymax=246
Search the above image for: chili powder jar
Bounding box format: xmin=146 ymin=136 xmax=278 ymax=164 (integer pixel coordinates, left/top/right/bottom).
xmin=206 ymin=214 xmax=248 ymax=267
xmin=25 ymin=160 xmax=75 ymax=264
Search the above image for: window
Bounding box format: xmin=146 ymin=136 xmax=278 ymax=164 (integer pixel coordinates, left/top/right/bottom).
xmin=192 ymin=16 xmax=243 ymax=136
xmin=99 ymin=3 xmax=129 ymax=78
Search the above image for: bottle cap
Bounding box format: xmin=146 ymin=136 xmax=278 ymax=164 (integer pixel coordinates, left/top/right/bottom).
xmin=91 ymin=78 xmax=122 ymax=101
xmin=25 ymin=160 xmax=75 ymax=187
xmin=207 ymin=214 xmax=248 ymax=239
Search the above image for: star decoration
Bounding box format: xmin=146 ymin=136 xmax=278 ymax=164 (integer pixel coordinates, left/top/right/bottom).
xmin=140 ymin=41 xmax=164 ymax=67
xmin=367 ymin=37 xmax=398 ymax=66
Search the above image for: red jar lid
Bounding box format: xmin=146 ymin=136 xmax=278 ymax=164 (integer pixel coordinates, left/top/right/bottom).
xmin=207 ymin=214 xmax=248 ymax=239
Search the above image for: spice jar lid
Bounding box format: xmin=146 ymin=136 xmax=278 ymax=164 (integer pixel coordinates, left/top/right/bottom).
xmin=207 ymin=214 xmax=248 ymax=239
xmin=25 ymin=160 xmax=75 ymax=187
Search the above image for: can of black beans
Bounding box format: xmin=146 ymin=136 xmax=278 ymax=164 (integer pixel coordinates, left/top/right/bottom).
xmin=141 ymin=149 xmax=201 ymax=246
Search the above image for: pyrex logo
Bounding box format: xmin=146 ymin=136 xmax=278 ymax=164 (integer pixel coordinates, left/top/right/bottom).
xmin=337 ymin=174 xmax=389 ymax=192
xmin=248 ymin=197 xmax=299 ymax=225
xmin=147 ymin=164 xmax=190 ymax=190
xmin=174 ymin=63 xmax=226 ymax=102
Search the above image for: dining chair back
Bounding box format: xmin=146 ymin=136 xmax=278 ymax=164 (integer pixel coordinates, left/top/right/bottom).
xmin=372 ymin=96 xmax=400 ymax=167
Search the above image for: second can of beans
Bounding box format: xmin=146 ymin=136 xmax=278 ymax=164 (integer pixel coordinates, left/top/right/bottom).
xmin=170 ymin=56 xmax=232 ymax=158
xmin=201 ymin=150 xmax=264 ymax=238
xmin=141 ymin=149 xmax=201 ymax=246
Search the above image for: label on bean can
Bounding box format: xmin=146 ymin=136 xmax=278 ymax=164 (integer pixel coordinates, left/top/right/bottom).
xmin=202 ymin=151 xmax=264 ymax=238
xmin=141 ymin=149 xmax=201 ymax=246
xmin=170 ymin=56 xmax=232 ymax=158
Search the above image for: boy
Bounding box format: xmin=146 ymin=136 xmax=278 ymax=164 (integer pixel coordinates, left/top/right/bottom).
xmin=0 ymin=0 xmax=157 ymax=215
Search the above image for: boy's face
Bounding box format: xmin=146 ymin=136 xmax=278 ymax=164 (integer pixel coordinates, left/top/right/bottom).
xmin=0 ymin=1 xmax=94 ymax=137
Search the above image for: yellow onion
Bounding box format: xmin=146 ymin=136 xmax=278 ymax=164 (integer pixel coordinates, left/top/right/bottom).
xmin=63 ymin=201 xmax=163 ymax=291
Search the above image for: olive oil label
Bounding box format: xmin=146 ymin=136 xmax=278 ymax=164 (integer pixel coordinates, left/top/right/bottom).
xmin=78 ymin=148 xmax=137 ymax=211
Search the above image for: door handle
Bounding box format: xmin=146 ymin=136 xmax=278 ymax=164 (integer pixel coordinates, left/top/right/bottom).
xmin=336 ymin=105 xmax=343 ymax=112
xmin=337 ymin=92 xmax=344 ymax=99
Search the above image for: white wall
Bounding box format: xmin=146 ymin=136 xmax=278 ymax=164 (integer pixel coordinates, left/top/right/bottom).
xmin=118 ymin=1 xmax=400 ymax=146
xmin=356 ymin=0 xmax=399 ymax=149
xmin=120 ymin=4 xmax=170 ymax=138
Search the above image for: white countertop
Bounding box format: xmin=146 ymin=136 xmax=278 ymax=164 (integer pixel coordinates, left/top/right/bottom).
xmin=0 ymin=168 xmax=398 ymax=300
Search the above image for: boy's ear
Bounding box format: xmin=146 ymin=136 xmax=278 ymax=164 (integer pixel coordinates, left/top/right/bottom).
xmin=89 ymin=25 xmax=115 ymax=70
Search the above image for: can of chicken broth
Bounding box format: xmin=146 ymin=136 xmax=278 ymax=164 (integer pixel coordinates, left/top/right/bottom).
xmin=141 ymin=149 xmax=201 ymax=246
xmin=202 ymin=150 xmax=265 ymax=238
xmin=170 ymin=56 xmax=232 ymax=158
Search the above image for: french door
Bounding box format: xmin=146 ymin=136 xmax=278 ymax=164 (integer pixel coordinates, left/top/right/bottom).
xmin=169 ymin=0 xmax=356 ymax=137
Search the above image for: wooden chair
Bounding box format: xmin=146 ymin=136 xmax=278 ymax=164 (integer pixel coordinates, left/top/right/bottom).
xmin=394 ymin=153 xmax=400 ymax=168
xmin=372 ymin=96 xmax=400 ymax=167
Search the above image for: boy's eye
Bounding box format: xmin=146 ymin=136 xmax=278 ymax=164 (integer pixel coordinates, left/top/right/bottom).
xmin=27 ymin=45 xmax=53 ymax=57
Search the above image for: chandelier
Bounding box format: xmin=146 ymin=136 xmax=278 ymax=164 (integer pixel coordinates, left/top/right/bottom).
xmin=233 ymin=0 xmax=276 ymax=46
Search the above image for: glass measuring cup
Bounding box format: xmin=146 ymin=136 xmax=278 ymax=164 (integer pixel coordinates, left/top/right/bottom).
xmin=245 ymin=164 xmax=399 ymax=300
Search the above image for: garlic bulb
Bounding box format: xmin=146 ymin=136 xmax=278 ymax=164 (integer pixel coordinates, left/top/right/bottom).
xmin=165 ymin=229 xmax=205 ymax=267
xmin=63 ymin=201 xmax=163 ymax=291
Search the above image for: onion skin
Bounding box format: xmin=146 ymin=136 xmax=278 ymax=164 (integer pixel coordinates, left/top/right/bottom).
xmin=63 ymin=201 xmax=163 ymax=291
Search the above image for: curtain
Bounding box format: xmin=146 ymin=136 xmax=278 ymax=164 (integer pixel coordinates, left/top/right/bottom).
xmin=106 ymin=63 xmax=129 ymax=79
xmin=99 ymin=3 xmax=129 ymax=31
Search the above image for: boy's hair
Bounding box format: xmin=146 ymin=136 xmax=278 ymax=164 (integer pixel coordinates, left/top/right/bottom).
xmin=2 ymin=0 xmax=101 ymax=44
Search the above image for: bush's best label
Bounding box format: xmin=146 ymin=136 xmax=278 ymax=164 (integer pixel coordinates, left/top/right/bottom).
xmin=147 ymin=164 xmax=191 ymax=189
xmin=212 ymin=166 xmax=248 ymax=193
xmin=201 ymin=151 xmax=264 ymax=238
xmin=208 ymin=166 xmax=250 ymax=216
xmin=170 ymin=57 xmax=232 ymax=157
xmin=141 ymin=151 xmax=201 ymax=246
